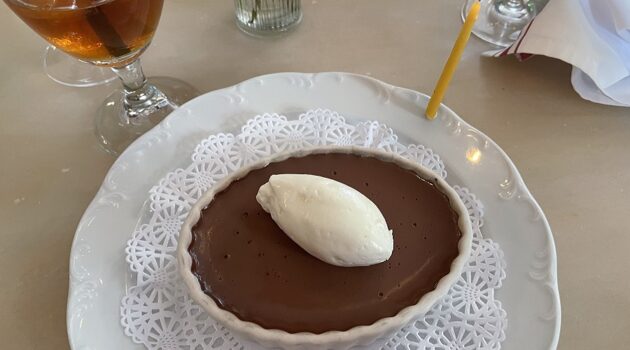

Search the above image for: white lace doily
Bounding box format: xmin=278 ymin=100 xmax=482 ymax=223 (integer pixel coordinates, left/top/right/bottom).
xmin=121 ymin=109 xmax=507 ymax=350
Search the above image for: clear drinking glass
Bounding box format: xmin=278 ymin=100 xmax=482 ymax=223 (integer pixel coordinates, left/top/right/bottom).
xmin=4 ymin=0 xmax=199 ymax=156
xmin=44 ymin=45 xmax=116 ymax=87
xmin=462 ymin=0 xmax=545 ymax=47
xmin=235 ymin=0 xmax=303 ymax=37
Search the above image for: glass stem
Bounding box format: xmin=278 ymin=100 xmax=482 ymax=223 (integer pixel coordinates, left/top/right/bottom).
xmin=494 ymin=0 xmax=531 ymax=18
xmin=111 ymin=59 xmax=169 ymax=122
xmin=504 ymin=0 xmax=526 ymax=9
xmin=112 ymin=59 xmax=147 ymax=92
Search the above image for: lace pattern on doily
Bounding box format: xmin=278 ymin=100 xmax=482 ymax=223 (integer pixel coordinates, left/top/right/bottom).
xmin=121 ymin=109 xmax=507 ymax=349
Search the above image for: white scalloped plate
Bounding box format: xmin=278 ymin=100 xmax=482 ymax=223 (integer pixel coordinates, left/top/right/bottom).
xmin=67 ymin=72 xmax=560 ymax=350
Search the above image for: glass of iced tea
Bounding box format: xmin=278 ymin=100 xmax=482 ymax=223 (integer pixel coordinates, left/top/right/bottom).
xmin=4 ymin=0 xmax=199 ymax=155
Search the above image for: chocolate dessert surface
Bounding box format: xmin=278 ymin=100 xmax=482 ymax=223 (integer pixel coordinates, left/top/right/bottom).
xmin=189 ymin=153 xmax=462 ymax=333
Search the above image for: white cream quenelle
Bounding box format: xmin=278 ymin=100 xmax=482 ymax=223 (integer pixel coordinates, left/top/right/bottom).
xmin=256 ymin=174 xmax=394 ymax=267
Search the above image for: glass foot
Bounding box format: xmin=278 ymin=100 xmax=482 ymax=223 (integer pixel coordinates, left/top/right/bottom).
xmin=44 ymin=46 xmax=117 ymax=87
xmin=95 ymin=77 xmax=200 ymax=156
xmin=462 ymin=0 xmax=536 ymax=47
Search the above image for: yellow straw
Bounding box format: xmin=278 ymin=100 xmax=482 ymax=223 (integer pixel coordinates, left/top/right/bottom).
xmin=425 ymin=1 xmax=480 ymax=119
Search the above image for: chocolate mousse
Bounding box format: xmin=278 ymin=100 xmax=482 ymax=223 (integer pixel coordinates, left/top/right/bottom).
xmin=188 ymin=153 xmax=462 ymax=333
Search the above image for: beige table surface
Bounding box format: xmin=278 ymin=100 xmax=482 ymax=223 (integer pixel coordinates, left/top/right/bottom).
xmin=1 ymin=0 xmax=629 ymax=349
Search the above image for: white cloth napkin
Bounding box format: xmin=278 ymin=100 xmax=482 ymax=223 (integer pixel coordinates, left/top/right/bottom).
xmin=486 ymin=0 xmax=630 ymax=107
xmin=609 ymin=0 xmax=630 ymax=42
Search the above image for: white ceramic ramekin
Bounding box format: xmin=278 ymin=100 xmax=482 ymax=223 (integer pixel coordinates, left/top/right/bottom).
xmin=178 ymin=146 xmax=473 ymax=349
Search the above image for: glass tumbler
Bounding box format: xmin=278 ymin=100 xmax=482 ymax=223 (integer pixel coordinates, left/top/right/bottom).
xmin=235 ymin=0 xmax=302 ymax=37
